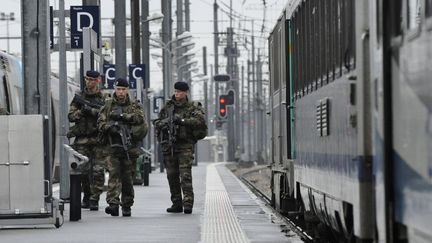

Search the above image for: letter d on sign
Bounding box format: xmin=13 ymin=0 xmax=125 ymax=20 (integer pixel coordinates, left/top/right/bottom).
xmin=77 ymin=12 xmax=94 ymax=31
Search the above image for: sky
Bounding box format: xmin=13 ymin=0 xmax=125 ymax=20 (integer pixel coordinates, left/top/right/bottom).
xmin=0 ymin=0 xmax=284 ymax=94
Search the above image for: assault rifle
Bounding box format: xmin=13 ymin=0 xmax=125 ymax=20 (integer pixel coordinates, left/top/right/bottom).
xmin=107 ymin=106 xmax=132 ymax=161
xmin=72 ymin=94 xmax=104 ymax=115
xmin=159 ymin=106 xmax=176 ymax=157
xmin=108 ymin=121 xmax=132 ymax=149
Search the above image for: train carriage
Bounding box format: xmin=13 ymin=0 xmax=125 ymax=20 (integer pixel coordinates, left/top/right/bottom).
xmin=372 ymin=1 xmax=432 ymax=242
xmin=0 ymin=50 xmax=80 ymax=181
xmin=269 ymin=6 xmax=295 ymax=213
xmin=269 ymin=0 xmax=432 ymax=242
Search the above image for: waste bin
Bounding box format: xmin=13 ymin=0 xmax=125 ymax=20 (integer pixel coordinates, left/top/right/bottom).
xmin=134 ymin=148 xmax=151 ymax=186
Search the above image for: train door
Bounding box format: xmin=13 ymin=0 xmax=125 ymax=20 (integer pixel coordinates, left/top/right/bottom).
xmin=270 ymin=12 xmax=294 ymax=212
xmin=381 ymin=0 xmax=432 ymax=242
xmin=370 ymin=0 xmax=387 ymax=241
xmin=270 ymin=18 xmax=282 ymax=166
xmin=280 ymin=16 xmax=288 ymax=166
xmin=287 ymin=20 xmax=294 ymax=160
xmin=386 ymin=0 xmax=432 ymax=242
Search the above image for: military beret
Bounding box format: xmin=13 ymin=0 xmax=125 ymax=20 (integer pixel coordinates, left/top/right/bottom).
xmin=86 ymin=70 xmax=100 ymax=78
xmin=174 ymin=81 xmax=189 ymax=91
xmin=115 ymin=78 xmax=129 ymax=87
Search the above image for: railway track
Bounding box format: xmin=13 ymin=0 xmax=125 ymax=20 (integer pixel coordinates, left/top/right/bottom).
xmin=240 ymin=170 xmax=315 ymax=243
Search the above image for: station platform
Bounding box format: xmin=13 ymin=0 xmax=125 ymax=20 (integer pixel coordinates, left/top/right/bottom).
xmin=0 ymin=162 xmax=302 ymax=243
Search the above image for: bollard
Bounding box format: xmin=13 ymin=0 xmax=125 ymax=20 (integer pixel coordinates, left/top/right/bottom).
xmin=69 ymin=174 xmax=81 ymax=221
xmin=63 ymin=144 xmax=88 ymax=222
xmin=143 ymin=158 xmax=150 ymax=186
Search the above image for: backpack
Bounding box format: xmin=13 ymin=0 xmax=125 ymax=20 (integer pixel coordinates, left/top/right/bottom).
xmin=191 ymin=101 xmax=208 ymax=141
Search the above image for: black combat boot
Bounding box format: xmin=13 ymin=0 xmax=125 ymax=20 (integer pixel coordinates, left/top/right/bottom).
xmin=105 ymin=204 xmax=119 ymax=216
xmin=166 ymin=205 xmax=183 ymax=213
xmin=122 ymin=207 xmax=131 ymax=217
xmin=183 ymin=206 xmax=193 ymax=214
xmin=81 ymin=197 xmax=90 ymax=209
xmin=89 ymin=200 xmax=99 ymax=211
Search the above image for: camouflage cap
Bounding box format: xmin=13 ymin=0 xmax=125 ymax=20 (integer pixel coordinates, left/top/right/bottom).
xmin=115 ymin=78 xmax=129 ymax=87
xmin=86 ymin=70 xmax=100 ymax=78
xmin=174 ymin=81 xmax=189 ymax=91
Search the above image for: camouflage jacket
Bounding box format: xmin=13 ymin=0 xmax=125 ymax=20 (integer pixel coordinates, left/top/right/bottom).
xmin=68 ymin=89 xmax=106 ymax=145
xmin=97 ymin=94 xmax=147 ymax=152
xmin=154 ymin=96 xmax=206 ymax=151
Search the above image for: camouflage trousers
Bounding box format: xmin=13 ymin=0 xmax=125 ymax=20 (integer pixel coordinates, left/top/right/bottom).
xmin=106 ymin=147 xmax=140 ymax=207
xmin=164 ymin=148 xmax=194 ymax=208
xmin=72 ymin=144 xmax=107 ymax=202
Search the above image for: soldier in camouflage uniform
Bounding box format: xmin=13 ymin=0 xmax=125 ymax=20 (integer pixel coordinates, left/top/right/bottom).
xmin=154 ymin=81 xmax=206 ymax=214
xmin=68 ymin=70 xmax=107 ymax=211
xmin=97 ymin=78 xmax=147 ymax=217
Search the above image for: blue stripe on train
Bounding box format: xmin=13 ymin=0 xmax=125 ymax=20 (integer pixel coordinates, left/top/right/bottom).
xmin=296 ymin=151 xmax=373 ymax=182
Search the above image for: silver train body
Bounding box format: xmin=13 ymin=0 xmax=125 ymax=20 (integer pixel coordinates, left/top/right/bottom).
xmin=269 ymin=0 xmax=432 ymax=242
xmin=0 ymin=50 xmax=80 ymax=179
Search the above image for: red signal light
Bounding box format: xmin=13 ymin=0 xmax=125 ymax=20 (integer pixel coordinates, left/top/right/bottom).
xmin=218 ymin=95 xmax=227 ymax=118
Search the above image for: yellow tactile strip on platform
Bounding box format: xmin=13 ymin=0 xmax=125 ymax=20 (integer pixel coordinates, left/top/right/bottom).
xmin=201 ymin=163 xmax=249 ymax=243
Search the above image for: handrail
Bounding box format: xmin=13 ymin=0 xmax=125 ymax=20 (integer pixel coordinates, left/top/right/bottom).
xmin=63 ymin=144 xmax=88 ymax=163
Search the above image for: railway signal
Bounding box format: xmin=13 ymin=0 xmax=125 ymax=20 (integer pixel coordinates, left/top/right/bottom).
xmin=218 ymin=95 xmax=227 ymax=118
xmin=218 ymin=90 xmax=235 ymax=119
xmin=225 ymin=90 xmax=235 ymax=105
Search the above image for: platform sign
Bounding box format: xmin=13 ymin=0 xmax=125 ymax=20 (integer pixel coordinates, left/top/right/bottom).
xmin=153 ymin=96 xmax=164 ymax=113
xmin=50 ymin=6 xmax=53 ymax=49
xmin=103 ymin=64 xmax=115 ymax=89
xmin=128 ymin=64 xmax=146 ymax=90
xmin=70 ymin=6 xmax=100 ymax=49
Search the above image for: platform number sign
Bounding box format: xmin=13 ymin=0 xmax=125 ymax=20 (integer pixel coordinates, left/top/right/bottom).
xmin=103 ymin=64 xmax=116 ymax=89
xmin=128 ymin=64 xmax=146 ymax=90
xmin=50 ymin=6 xmax=53 ymax=49
xmin=70 ymin=6 xmax=100 ymax=49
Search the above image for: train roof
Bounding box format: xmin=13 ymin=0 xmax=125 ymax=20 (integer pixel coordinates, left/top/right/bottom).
xmin=285 ymin=0 xmax=302 ymax=18
xmin=268 ymin=0 xmax=302 ymax=38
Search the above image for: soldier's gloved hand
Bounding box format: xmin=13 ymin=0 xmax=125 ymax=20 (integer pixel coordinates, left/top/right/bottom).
xmin=121 ymin=113 xmax=134 ymax=122
xmin=155 ymin=118 xmax=168 ymax=129
xmin=82 ymin=105 xmax=93 ymax=115
xmin=173 ymin=114 xmax=183 ymax=125
xmin=107 ymin=124 xmax=120 ymax=134
xmin=110 ymin=111 xmax=123 ymax=121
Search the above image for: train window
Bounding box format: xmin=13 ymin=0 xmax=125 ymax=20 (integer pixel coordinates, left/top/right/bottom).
xmin=406 ymin=0 xmax=421 ymax=30
xmin=288 ymin=0 xmax=355 ymax=98
xmin=376 ymin=1 xmax=383 ymax=45
xmin=0 ymin=75 xmax=5 ymax=109
xmin=389 ymin=0 xmax=403 ymax=37
xmin=2 ymin=75 xmax=11 ymax=114
xmin=274 ymin=25 xmax=281 ymax=92
xmin=427 ymin=0 xmax=432 ymax=17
